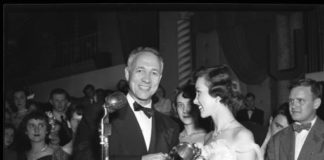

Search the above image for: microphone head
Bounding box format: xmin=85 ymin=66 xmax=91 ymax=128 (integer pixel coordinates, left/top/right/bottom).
xmin=104 ymin=91 xmax=127 ymax=113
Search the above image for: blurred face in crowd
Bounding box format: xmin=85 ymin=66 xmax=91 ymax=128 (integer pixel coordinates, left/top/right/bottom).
xmin=25 ymin=119 xmax=48 ymax=143
xmin=125 ymin=52 xmax=162 ymax=105
xmin=270 ymin=114 xmax=289 ymax=135
xmin=50 ymin=93 xmax=69 ymax=113
xmin=14 ymin=91 xmax=27 ymax=110
xmin=85 ymin=87 xmax=95 ymax=99
xmin=69 ymin=112 xmax=83 ymax=133
xmin=194 ymin=77 xmax=220 ymax=118
xmin=289 ymin=86 xmax=320 ymax=124
xmin=245 ymin=96 xmax=255 ymax=109
xmin=177 ymin=92 xmax=194 ymax=125
xmin=4 ymin=128 xmax=15 ymax=148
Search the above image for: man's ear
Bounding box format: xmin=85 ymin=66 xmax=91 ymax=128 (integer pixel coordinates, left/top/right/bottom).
xmin=314 ymin=98 xmax=321 ymax=110
xmin=125 ymin=67 xmax=129 ymax=81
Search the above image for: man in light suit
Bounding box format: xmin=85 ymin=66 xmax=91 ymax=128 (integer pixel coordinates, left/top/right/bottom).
xmin=73 ymin=47 xmax=180 ymax=160
xmin=266 ymin=78 xmax=324 ymax=160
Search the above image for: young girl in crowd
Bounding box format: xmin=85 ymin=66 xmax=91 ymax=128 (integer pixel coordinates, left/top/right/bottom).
xmin=11 ymin=88 xmax=38 ymax=128
xmin=176 ymin=84 xmax=208 ymax=145
xmin=4 ymin=123 xmax=18 ymax=160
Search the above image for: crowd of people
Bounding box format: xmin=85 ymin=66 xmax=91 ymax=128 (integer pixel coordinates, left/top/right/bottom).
xmin=4 ymin=46 xmax=324 ymax=160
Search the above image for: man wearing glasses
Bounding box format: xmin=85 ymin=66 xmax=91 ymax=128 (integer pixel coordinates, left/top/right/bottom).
xmin=266 ymin=78 xmax=324 ymax=160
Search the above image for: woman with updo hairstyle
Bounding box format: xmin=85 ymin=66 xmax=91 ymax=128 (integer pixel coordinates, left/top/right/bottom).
xmin=16 ymin=111 xmax=55 ymax=160
xmin=193 ymin=65 xmax=263 ymax=160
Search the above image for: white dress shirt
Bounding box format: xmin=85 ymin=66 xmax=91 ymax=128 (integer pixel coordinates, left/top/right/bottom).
xmin=127 ymin=93 xmax=152 ymax=151
xmin=294 ymin=117 xmax=317 ymax=160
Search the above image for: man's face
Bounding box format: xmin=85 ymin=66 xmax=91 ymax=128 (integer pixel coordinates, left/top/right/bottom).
xmin=85 ymin=87 xmax=95 ymax=99
xmin=245 ymin=96 xmax=255 ymax=109
xmin=289 ymin=86 xmax=320 ymax=124
xmin=50 ymin=94 xmax=69 ymax=112
xmin=125 ymin=52 xmax=162 ymax=105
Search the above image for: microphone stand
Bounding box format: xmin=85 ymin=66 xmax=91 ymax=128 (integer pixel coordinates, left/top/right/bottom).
xmin=99 ymin=91 xmax=127 ymax=160
xmin=100 ymin=103 xmax=111 ymax=160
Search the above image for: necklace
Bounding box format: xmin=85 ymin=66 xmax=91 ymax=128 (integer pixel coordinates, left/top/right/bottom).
xmin=213 ymin=119 xmax=236 ymax=138
xmin=32 ymin=144 xmax=48 ymax=155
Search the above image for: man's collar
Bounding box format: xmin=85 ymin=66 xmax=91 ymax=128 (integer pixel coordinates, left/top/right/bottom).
xmin=126 ymin=93 xmax=152 ymax=109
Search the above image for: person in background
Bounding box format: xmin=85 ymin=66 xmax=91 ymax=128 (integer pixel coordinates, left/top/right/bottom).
xmin=266 ymin=78 xmax=324 ymax=160
xmin=4 ymin=123 xmax=18 ymax=160
xmin=236 ymin=92 xmax=265 ymax=126
xmin=49 ymin=88 xmax=71 ymax=122
xmin=176 ymin=83 xmax=207 ymax=145
xmin=17 ymin=111 xmax=55 ymax=160
xmin=81 ymin=84 xmax=96 ymax=105
xmin=193 ymin=65 xmax=263 ymax=160
xmin=53 ymin=104 xmax=84 ymax=160
xmin=153 ymin=85 xmax=173 ymax=116
xmin=11 ymin=88 xmax=38 ymax=128
xmin=116 ymin=79 xmax=129 ymax=95
xmin=260 ymin=102 xmax=293 ymax=156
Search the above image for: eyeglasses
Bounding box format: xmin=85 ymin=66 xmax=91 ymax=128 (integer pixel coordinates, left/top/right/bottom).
xmin=288 ymin=98 xmax=306 ymax=106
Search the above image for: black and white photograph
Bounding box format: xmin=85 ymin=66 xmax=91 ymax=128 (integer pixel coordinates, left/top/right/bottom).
xmin=3 ymin=3 xmax=324 ymax=160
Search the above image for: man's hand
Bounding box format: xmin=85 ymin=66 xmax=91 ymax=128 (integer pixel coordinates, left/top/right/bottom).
xmin=141 ymin=153 xmax=169 ymax=160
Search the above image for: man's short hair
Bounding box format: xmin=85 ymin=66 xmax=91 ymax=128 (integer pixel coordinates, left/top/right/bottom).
xmin=246 ymin=92 xmax=255 ymax=99
xmin=289 ymin=78 xmax=322 ymax=99
xmin=127 ymin=47 xmax=164 ymax=72
xmin=83 ymin=84 xmax=95 ymax=94
xmin=49 ymin=88 xmax=70 ymax=101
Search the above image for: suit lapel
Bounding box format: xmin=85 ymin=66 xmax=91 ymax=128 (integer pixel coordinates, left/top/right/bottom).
xmin=297 ymin=118 xmax=324 ymax=160
xmin=280 ymin=126 xmax=295 ymax=160
xmin=115 ymin=104 xmax=147 ymax=153
xmin=148 ymin=111 xmax=157 ymax=153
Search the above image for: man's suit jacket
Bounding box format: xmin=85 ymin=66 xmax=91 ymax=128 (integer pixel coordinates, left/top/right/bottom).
xmin=73 ymin=101 xmax=104 ymax=160
xmin=266 ymin=117 xmax=324 ymax=160
xmin=236 ymin=107 xmax=264 ymax=125
xmin=73 ymin=101 xmax=180 ymax=160
xmin=109 ymin=104 xmax=180 ymax=160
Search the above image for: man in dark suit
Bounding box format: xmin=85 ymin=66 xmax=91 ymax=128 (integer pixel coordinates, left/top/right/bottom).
xmin=236 ymin=92 xmax=265 ymax=125
xmin=266 ymin=78 xmax=324 ymax=160
xmin=73 ymin=47 xmax=180 ymax=160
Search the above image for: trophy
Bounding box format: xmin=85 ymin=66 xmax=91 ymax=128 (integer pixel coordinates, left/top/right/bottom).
xmin=168 ymin=142 xmax=201 ymax=160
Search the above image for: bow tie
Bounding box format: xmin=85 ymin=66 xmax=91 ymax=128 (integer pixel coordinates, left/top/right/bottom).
xmin=292 ymin=123 xmax=312 ymax=133
xmin=133 ymin=102 xmax=153 ymax=118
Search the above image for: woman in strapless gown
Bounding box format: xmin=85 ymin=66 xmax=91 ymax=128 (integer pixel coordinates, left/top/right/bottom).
xmin=192 ymin=65 xmax=263 ymax=160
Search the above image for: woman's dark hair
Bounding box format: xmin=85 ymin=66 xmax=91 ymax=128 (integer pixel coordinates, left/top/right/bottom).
xmin=193 ymin=65 xmax=243 ymax=114
xmin=16 ymin=111 xmax=51 ymax=152
xmin=272 ymin=102 xmax=294 ymax=124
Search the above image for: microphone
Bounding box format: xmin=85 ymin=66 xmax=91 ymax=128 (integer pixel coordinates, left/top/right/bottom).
xmin=103 ymin=91 xmax=128 ymax=113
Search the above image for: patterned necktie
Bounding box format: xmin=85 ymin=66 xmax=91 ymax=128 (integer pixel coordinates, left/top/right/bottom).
xmin=133 ymin=102 xmax=153 ymax=118
xmin=292 ymin=123 xmax=312 ymax=133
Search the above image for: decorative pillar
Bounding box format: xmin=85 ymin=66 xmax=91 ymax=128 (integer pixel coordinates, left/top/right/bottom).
xmin=177 ymin=12 xmax=194 ymax=88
